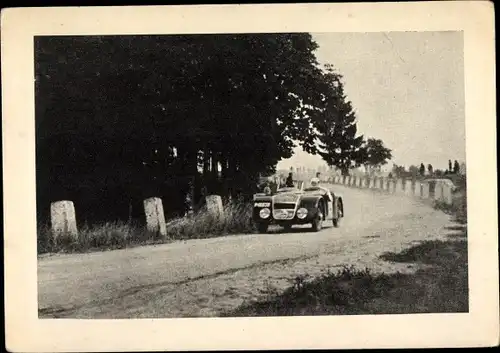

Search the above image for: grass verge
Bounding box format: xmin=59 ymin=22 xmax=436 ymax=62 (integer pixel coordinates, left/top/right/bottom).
xmin=38 ymin=202 xmax=254 ymax=255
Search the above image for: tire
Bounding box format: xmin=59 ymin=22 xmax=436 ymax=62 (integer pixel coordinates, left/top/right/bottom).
xmin=283 ymin=224 xmax=293 ymax=232
xmin=311 ymin=210 xmax=323 ymax=232
xmin=333 ymin=201 xmax=343 ymax=228
xmin=257 ymin=223 xmax=269 ymax=233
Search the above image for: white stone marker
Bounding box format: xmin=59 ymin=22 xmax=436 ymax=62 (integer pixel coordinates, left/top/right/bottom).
xmin=421 ymin=183 xmax=430 ymax=199
xmin=50 ymin=200 xmax=78 ymax=238
xmin=414 ymin=181 xmax=422 ymax=197
xmin=442 ymin=184 xmax=453 ymax=205
xmin=434 ymin=182 xmax=444 ymax=202
xmin=206 ymin=195 xmax=224 ymax=217
xmin=395 ymin=179 xmax=404 ymax=194
xmin=143 ymin=197 xmax=167 ymax=236
xmin=405 ymin=179 xmax=414 ymax=196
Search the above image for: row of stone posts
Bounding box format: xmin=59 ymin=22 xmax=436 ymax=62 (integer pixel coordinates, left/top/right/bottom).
xmin=49 ymin=194 xmax=224 ymax=240
xmin=330 ymin=174 xmax=454 ymax=204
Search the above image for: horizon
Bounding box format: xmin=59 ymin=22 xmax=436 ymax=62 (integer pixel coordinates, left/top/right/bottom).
xmin=277 ymin=31 xmax=465 ymax=173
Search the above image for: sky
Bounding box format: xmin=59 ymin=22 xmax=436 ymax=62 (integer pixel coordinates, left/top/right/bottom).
xmin=277 ymin=31 xmax=465 ymax=172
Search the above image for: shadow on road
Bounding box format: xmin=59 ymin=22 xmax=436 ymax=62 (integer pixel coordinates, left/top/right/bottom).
xmin=222 ymin=222 xmax=468 ymax=317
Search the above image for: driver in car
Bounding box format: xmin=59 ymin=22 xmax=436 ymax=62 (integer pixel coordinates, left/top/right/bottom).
xmin=310 ymin=177 xmax=334 ymax=203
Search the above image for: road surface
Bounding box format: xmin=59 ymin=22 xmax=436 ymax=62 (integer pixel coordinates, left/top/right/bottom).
xmin=38 ymin=185 xmax=456 ymax=318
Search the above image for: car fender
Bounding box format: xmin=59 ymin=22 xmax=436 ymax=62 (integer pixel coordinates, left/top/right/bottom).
xmin=298 ymin=195 xmax=325 ymax=220
xmin=252 ymin=196 xmax=273 ymax=220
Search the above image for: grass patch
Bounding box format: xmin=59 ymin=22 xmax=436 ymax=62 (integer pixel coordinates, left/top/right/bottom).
xmin=433 ymin=189 xmax=467 ymax=224
xmin=37 ymin=221 xmax=165 ymax=255
xmin=38 ymin=202 xmax=254 ymax=255
xmin=224 ymin=237 xmax=468 ymax=316
xmin=167 ymin=202 xmax=254 ymax=240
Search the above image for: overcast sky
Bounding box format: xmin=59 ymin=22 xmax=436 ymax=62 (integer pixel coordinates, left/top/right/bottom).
xmin=277 ymin=31 xmax=465 ymax=172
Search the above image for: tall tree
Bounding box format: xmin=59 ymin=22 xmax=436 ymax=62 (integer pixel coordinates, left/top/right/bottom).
xmin=419 ymin=163 xmax=425 ymax=176
xmin=314 ymin=66 xmax=365 ymax=176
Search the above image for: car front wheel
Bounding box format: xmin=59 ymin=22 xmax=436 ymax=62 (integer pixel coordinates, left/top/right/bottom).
xmin=311 ymin=211 xmax=323 ymax=232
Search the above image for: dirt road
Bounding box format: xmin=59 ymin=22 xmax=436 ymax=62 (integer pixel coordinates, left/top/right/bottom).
xmin=38 ymin=185 xmax=455 ymax=318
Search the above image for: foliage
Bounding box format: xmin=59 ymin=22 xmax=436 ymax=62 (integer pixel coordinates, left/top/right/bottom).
xmin=314 ymin=66 xmax=367 ymax=175
xmin=35 ymin=34 xmax=394 ymax=225
xmin=419 ymin=163 xmax=425 ymax=176
xmin=35 ymin=34 xmax=336 ymax=223
xmin=359 ymin=138 xmax=393 ymax=172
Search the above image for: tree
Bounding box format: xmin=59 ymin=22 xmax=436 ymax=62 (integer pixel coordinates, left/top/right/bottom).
xmin=448 ymin=160 xmax=453 ymax=173
xmin=419 ymin=163 xmax=425 ymax=176
xmin=35 ymin=33 xmax=345 ymax=223
xmin=314 ymin=67 xmax=366 ymax=176
xmin=392 ymin=164 xmax=406 ymax=178
xmin=408 ymin=165 xmax=419 ymax=178
xmin=358 ymin=138 xmax=393 ymax=175
xmin=453 ymin=160 xmax=460 ymax=174
xmin=427 ymin=164 xmax=434 ymax=175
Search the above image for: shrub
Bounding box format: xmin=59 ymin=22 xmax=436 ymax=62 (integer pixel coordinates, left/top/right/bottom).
xmin=167 ymin=201 xmax=254 ymax=240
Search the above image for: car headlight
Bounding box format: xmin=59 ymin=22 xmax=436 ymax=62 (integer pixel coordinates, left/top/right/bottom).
xmin=297 ymin=207 xmax=308 ymax=219
xmin=259 ymin=208 xmax=271 ymax=219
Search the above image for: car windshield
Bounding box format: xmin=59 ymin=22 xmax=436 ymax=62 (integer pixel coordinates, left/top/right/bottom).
xmin=275 ymin=187 xmax=299 ymax=194
xmin=304 ymin=186 xmax=323 ymax=192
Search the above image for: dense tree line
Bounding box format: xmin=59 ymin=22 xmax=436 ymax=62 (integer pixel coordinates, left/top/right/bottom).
xmin=35 ymin=34 xmax=390 ymax=225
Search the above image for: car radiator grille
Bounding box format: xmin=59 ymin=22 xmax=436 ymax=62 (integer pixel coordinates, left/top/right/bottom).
xmin=273 ymin=203 xmax=296 ymax=209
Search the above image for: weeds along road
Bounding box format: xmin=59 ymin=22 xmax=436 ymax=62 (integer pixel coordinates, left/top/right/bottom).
xmin=38 ymin=184 xmax=455 ymax=318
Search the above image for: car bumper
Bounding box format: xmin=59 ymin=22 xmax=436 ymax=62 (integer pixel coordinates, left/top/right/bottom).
xmin=253 ymin=212 xmax=318 ymax=226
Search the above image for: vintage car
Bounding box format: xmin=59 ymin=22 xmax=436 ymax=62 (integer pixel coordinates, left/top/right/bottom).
xmin=252 ymin=184 xmax=344 ymax=233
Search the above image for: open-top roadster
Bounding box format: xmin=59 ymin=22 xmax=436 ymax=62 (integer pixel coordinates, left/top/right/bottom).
xmin=252 ymin=184 xmax=344 ymax=233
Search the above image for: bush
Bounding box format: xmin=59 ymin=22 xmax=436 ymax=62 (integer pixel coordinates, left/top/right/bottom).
xmin=167 ymin=201 xmax=254 ymax=240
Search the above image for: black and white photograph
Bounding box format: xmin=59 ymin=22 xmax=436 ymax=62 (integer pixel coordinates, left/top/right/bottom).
xmin=3 ymin=3 xmax=498 ymax=351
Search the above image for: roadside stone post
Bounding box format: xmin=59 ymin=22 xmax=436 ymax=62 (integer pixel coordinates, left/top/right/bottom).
xmin=50 ymin=200 xmax=78 ymax=239
xmin=206 ymin=195 xmax=224 ymax=218
xmin=143 ymin=197 xmax=167 ymax=237
xmin=369 ymin=177 xmax=376 ymax=189
xmin=385 ymin=179 xmax=391 ymax=193
xmin=395 ymin=179 xmax=404 ymax=194
xmin=421 ymin=182 xmax=430 ymax=199
xmin=357 ymin=177 xmax=363 ymax=188
xmin=414 ymin=180 xmax=422 ymax=197
xmin=442 ymin=184 xmax=453 ymax=205
xmin=379 ymin=177 xmax=385 ymax=190
xmin=405 ymin=179 xmax=414 ymax=196
xmin=434 ymin=182 xmax=444 ymax=202
xmin=360 ymin=177 xmax=366 ymax=189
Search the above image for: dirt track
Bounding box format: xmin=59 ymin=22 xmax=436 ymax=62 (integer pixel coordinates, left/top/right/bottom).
xmin=38 ymin=185 xmax=455 ymax=318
